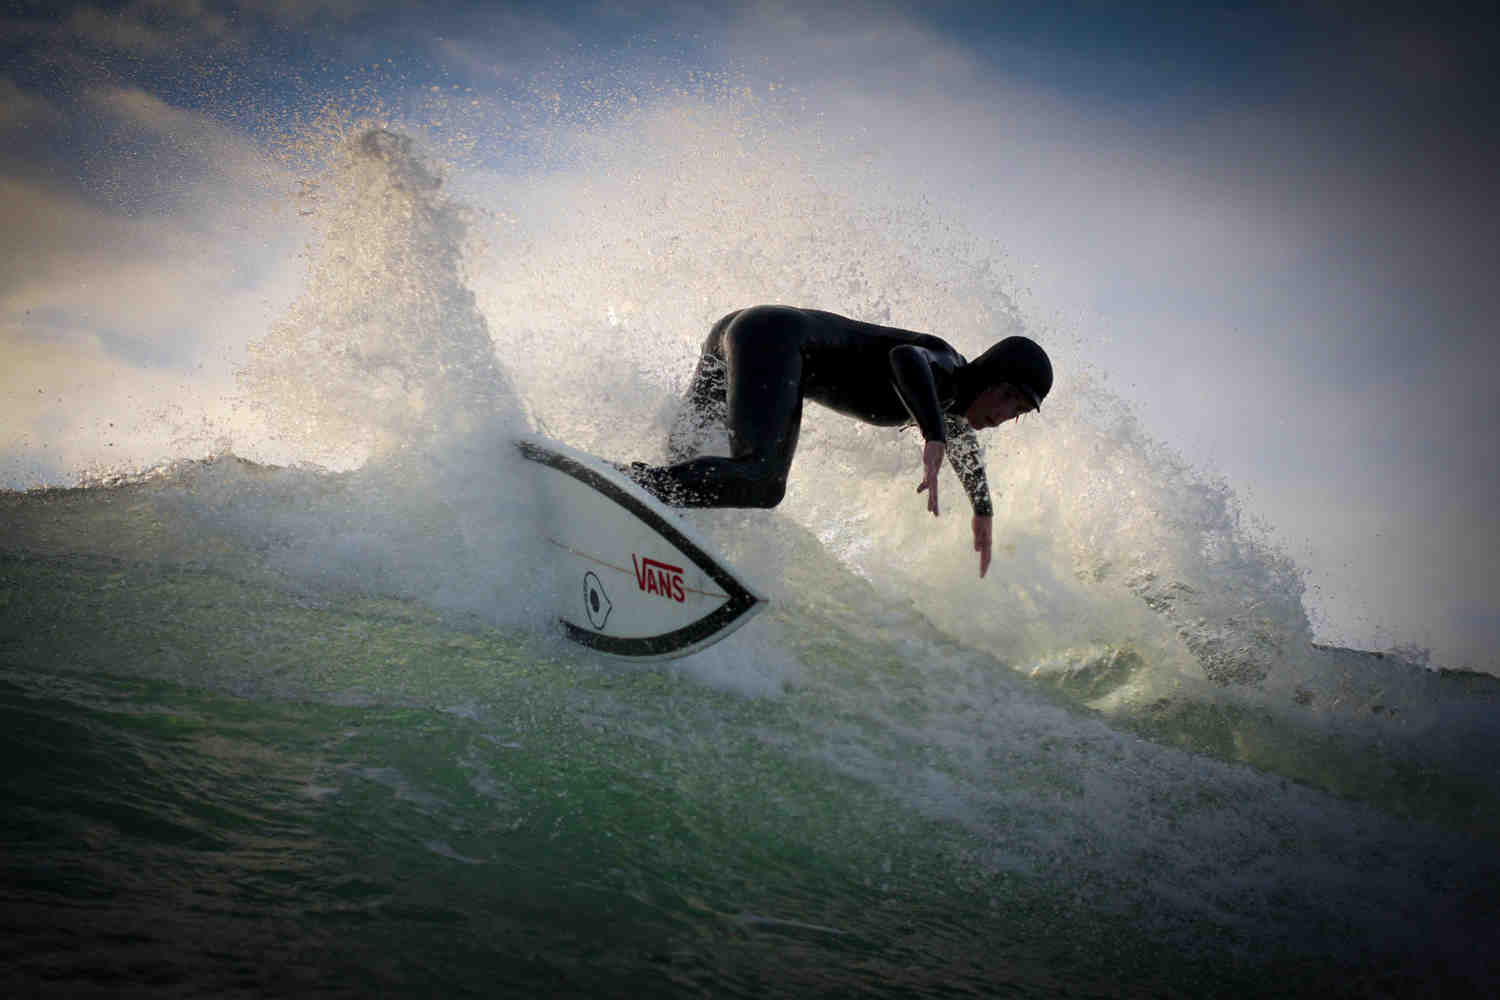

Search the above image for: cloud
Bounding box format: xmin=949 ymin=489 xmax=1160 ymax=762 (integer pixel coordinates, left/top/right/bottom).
xmin=2 ymin=321 xmax=220 ymax=484
xmin=0 ymin=179 xmax=302 ymax=485
xmin=59 ymin=0 xmax=234 ymax=56
xmin=2 ymin=80 xmax=297 ymax=307
xmin=1 ymin=78 xmax=309 ymax=487
xmin=0 ymin=167 xmax=299 ymax=371
xmin=240 ymin=0 xmax=364 ymax=26
xmin=82 ymin=84 xmax=284 ymax=191
xmin=0 ymin=76 xmax=66 ymax=132
xmin=6 ymin=0 xmax=365 ymax=83
xmin=1 ymin=174 xmax=149 ymax=308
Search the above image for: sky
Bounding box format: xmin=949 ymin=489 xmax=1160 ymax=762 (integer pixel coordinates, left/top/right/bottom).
xmin=2 ymin=1 xmax=1497 ymax=672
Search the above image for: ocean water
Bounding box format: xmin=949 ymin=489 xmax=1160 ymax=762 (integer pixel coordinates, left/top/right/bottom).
xmin=4 ymin=123 xmax=1498 ymax=997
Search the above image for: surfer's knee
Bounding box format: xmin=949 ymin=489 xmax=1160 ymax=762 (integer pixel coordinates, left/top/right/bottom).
xmin=722 ymin=307 xmax=809 ymax=369
xmin=704 ymin=310 xmax=742 ymax=353
xmin=725 ymin=304 xmax=805 ymax=341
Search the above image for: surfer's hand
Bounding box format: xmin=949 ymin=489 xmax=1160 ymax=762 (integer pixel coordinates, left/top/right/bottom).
xmin=972 ymin=515 xmax=993 ymax=578
xmin=916 ymin=440 xmax=945 ymax=516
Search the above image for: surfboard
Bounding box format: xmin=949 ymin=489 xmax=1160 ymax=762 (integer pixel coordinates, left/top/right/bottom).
xmin=516 ymin=436 xmax=767 ymax=659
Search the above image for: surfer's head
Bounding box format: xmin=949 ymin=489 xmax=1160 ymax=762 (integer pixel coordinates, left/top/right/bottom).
xmin=956 ymin=336 xmax=1052 ymax=426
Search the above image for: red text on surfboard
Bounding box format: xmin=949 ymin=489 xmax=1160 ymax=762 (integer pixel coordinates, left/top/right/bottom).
xmin=633 ymin=555 xmax=686 ymax=603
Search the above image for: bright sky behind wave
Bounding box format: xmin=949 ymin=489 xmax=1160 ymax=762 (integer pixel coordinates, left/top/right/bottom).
xmin=2 ymin=1 xmax=1497 ymax=673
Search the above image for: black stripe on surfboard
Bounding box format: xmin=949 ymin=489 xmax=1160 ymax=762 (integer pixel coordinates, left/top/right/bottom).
xmin=517 ymin=439 xmax=763 ymax=658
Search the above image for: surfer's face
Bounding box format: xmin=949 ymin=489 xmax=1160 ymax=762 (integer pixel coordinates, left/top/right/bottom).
xmin=965 ymin=383 xmax=1031 ymax=429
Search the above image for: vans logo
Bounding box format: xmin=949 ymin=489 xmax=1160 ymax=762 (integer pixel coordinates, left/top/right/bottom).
xmin=632 ymin=555 xmax=685 ymax=603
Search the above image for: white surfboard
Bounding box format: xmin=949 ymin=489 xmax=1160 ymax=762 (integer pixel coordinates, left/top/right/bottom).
xmin=516 ymin=436 xmax=767 ymax=659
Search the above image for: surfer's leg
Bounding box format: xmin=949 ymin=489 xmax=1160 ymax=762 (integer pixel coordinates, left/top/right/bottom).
xmin=633 ymin=307 xmax=804 ymax=508
xmin=720 ymin=307 xmax=805 ymax=502
xmin=665 ymin=312 xmax=735 ymax=464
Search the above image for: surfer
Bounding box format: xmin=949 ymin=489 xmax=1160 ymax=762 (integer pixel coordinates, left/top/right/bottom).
xmin=622 ymin=306 xmax=1052 ymax=577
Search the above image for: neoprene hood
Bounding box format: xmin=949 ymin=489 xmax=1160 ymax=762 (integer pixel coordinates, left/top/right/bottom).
xmin=958 ymin=336 xmax=1053 ymax=412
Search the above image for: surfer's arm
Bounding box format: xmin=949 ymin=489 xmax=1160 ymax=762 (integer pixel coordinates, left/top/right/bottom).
xmin=888 ymin=345 xmax=948 ymax=443
xmin=892 ymin=345 xmax=952 ymax=515
xmin=944 ymin=418 xmax=993 ymax=517
xmin=946 ymin=419 xmax=994 ymax=577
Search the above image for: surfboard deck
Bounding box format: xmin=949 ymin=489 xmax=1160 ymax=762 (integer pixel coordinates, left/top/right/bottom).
xmin=516 ymin=436 xmax=767 ymax=659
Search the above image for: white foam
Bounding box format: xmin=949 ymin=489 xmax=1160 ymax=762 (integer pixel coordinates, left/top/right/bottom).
xmin=133 ymin=108 xmax=1484 ymax=748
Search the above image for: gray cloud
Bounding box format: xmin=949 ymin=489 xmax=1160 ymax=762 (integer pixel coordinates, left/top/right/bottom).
xmin=0 ymin=76 xmax=66 ymax=131
xmin=1 ymin=73 xmax=306 ymax=483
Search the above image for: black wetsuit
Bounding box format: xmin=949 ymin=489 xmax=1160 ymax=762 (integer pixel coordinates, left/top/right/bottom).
xmin=632 ymin=305 xmax=993 ymax=514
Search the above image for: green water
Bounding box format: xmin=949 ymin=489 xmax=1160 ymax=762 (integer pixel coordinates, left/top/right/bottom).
xmin=5 ymin=542 xmax=1494 ymax=995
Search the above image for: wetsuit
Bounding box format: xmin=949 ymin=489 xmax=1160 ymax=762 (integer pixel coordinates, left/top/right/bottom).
xmin=630 ymin=305 xmax=993 ymax=513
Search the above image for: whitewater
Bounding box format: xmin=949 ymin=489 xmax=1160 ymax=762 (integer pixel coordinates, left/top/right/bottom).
xmin=3 ymin=115 xmax=1496 ymax=997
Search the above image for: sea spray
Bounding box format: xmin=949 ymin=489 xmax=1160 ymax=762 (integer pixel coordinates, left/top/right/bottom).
xmin=452 ymin=95 xmax=1317 ymax=701
xmin=226 ymin=127 xmax=545 ymax=628
xmin=242 ymin=127 xmax=525 ymax=463
xmin=436 ymin=86 xmax=1495 ymax=804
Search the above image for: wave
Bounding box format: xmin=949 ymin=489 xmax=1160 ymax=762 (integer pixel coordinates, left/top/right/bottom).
xmin=8 ymin=120 xmax=1494 ymax=817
